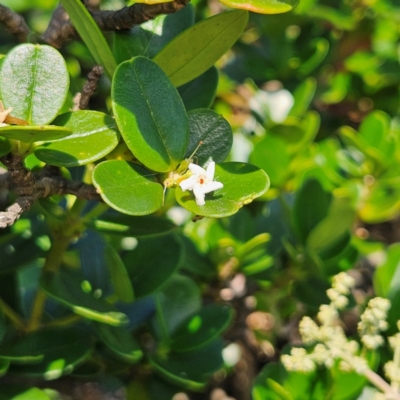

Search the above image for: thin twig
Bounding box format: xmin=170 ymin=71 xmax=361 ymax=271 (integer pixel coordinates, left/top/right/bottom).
xmin=0 ymin=4 xmax=30 ymax=42
xmin=42 ymin=0 xmax=190 ymax=48
xmin=0 ymin=154 xmax=101 ymax=228
xmin=73 ymin=65 xmax=104 ymax=110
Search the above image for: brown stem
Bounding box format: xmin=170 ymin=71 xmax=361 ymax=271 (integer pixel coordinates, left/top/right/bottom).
xmin=0 ymin=4 xmax=30 ymax=42
xmin=73 ymin=65 xmax=104 ymax=111
xmin=42 ymin=0 xmax=190 ymax=48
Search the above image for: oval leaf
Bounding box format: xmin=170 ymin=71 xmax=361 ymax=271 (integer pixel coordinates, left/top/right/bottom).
xmin=40 ymin=269 xmax=128 ymax=326
xmin=153 ymin=10 xmax=248 ymax=87
xmin=176 ymin=162 xmax=270 ymax=217
xmin=34 ymin=111 xmax=120 ymax=167
xmin=0 ymin=125 xmax=72 ymax=143
xmin=186 ymin=109 xmax=233 ymax=165
xmin=219 ymin=0 xmax=298 ymax=13
xmin=170 ymin=304 xmax=234 ymax=352
xmin=93 ymin=160 xmax=163 ymax=216
xmin=112 ymin=57 xmax=188 ymax=172
xmin=123 ymin=235 xmax=183 ymax=298
xmin=0 ymin=44 xmax=69 ymax=125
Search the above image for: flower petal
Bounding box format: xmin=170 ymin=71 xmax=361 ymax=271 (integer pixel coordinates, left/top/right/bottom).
xmin=202 ymin=181 xmax=223 ymax=194
xmin=193 ymin=184 xmax=205 ymax=206
xmin=189 ymin=163 xmax=206 ymax=176
xmin=179 ymin=175 xmax=198 ymax=191
xmin=206 ymin=161 xmax=216 ymax=181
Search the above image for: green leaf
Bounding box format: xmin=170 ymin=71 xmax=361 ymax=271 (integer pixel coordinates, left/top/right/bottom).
xmin=150 ymin=339 xmax=224 ymax=391
xmin=293 ymin=179 xmax=332 ymax=243
xmin=219 ymin=0 xmax=298 ymax=14
xmin=0 ymin=137 xmax=11 ymax=157
xmin=153 ymin=10 xmax=248 ymax=87
xmin=185 ymin=109 xmax=233 ymax=165
xmin=288 ymin=77 xmax=317 ymax=117
xmin=0 ymin=44 xmax=69 ymax=125
xmin=155 ymin=275 xmax=201 ymax=335
xmin=0 ymin=125 xmax=72 ymax=143
xmin=94 ymin=323 xmax=142 ymax=363
xmin=34 ymin=111 xmax=120 ymax=167
xmin=112 ymin=57 xmax=188 ymax=172
xmin=176 ymin=162 xmax=270 ymax=218
xmin=178 ymin=67 xmax=219 ymax=111
xmin=374 ymin=244 xmax=400 ymax=298
xmin=104 ymin=243 xmax=135 ymax=303
xmin=86 ymin=214 xmax=176 ymax=237
xmin=93 ymin=160 xmax=163 ymax=216
xmin=123 ymin=235 xmax=183 ymax=298
xmin=113 ymin=4 xmax=194 ymax=62
xmin=3 ymin=328 xmax=93 ymax=380
xmin=170 ymin=304 xmax=234 ymax=352
xmin=359 ymin=110 xmax=391 ymax=150
xmin=40 ymin=269 xmax=128 ymax=326
xmin=0 ymin=387 xmax=52 ymax=400
xmin=60 ymin=0 xmax=117 ymax=79
xmin=250 ymin=135 xmax=291 ymax=187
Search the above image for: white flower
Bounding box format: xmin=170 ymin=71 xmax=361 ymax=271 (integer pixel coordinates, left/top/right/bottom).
xmin=179 ymin=161 xmax=223 ymax=206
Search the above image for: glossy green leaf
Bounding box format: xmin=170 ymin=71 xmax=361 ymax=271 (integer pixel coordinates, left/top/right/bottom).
xmin=4 ymin=328 xmax=93 ymax=379
xmin=0 ymin=44 xmax=69 ymax=125
xmin=185 ymin=109 xmax=233 ymax=165
xmin=293 ymin=179 xmax=332 ymax=243
xmin=155 ymin=275 xmax=201 ymax=335
xmin=123 ymin=235 xmax=183 ymax=298
xmin=170 ymin=304 xmax=234 ymax=352
xmin=113 ymin=5 xmax=194 ymax=62
xmin=94 ymin=323 xmax=142 ymax=363
xmin=112 ymin=57 xmax=188 ymax=172
xmin=178 ymin=67 xmax=219 ymax=111
xmin=219 ymin=0 xmax=298 ymax=14
xmin=34 ymin=111 xmax=120 ymax=167
xmin=250 ymin=135 xmax=290 ymax=187
xmin=150 ymin=339 xmax=224 ymax=391
xmin=359 ymin=110 xmax=392 ymax=152
xmin=298 ymin=38 xmax=329 ymax=76
xmin=0 ymin=125 xmax=71 ymax=143
xmin=93 ymin=160 xmax=163 ymax=216
xmin=104 ymin=243 xmax=134 ymax=303
xmin=86 ymin=214 xmax=176 ymax=237
xmin=60 ymin=0 xmax=117 ymax=79
xmin=176 ymin=162 xmax=270 ymax=218
xmin=0 ymin=137 xmax=11 ymax=157
xmin=40 ymin=269 xmax=128 ymax=326
xmin=153 ymin=10 xmax=248 ymax=87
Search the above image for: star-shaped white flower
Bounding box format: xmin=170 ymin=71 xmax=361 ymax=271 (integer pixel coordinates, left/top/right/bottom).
xmin=179 ymin=161 xmax=223 ymax=206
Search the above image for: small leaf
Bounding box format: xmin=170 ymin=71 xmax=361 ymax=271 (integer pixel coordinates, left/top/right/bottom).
xmin=93 ymin=160 xmax=163 ymax=216
xmin=0 ymin=125 xmax=72 ymax=143
xmin=0 ymin=137 xmax=11 ymax=157
xmin=113 ymin=5 xmax=194 ymax=62
xmin=40 ymin=269 xmax=128 ymax=326
xmin=3 ymin=328 xmax=93 ymax=380
xmin=104 ymin=243 xmax=135 ymax=303
xmin=288 ymin=77 xmax=317 ymax=117
xmin=0 ymin=44 xmax=69 ymax=125
xmin=170 ymin=304 xmax=234 ymax=352
xmin=153 ymin=10 xmax=248 ymax=87
xmin=185 ymin=109 xmax=233 ymax=165
xmin=219 ymin=0 xmax=298 ymax=14
xmin=123 ymin=235 xmax=183 ymax=298
xmin=94 ymin=323 xmax=142 ymax=363
xmin=176 ymin=162 xmax=270 ymax=218
xmin=178 ymin=67 xmax=219 ymax=111
xmin=0 ymin=387 xmax=52 ymax=400
xmin=86 ymin=213 xmax=176 ymax=237
xmin=150 ymin=339 xmax=224 ymax=391
xmin=60 ymin=0 xmax=117 ymax=79
xmin=112 ymin=57 xmax=188 ymax=172
xmin=34 ymin=111 xmax=120 ymax=167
